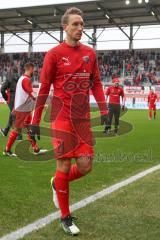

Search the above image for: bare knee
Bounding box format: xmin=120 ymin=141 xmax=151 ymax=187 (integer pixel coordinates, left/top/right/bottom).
xmin=76 ymin=157 xmax=93 ymax=175
xmin=56 ymin=158 xmax=71 ymax=173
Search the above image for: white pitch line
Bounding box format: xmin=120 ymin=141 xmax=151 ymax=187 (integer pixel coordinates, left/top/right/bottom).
xmin=1 ymin=164 xmax=160 ymax=240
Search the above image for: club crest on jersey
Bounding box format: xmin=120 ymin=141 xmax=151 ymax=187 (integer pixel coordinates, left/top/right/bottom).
xmin=62 ymin=57 xmax=71 ymax=66
xmin=83 ymin=56 xmax=90 ymax=63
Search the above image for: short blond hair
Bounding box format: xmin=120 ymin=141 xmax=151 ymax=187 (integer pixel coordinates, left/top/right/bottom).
xmin=61 ymin=7 xmax=83 ymax=25
xmin=24 ymin=62 xmax=34 ymax=70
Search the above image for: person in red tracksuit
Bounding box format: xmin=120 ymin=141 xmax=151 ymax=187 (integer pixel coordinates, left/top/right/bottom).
xmin=29 ymin=7 xmax=108 ymax=235
xmin=148 ymin=89 xmax=157 ymax=120
xmin=104 ymin=78 xmax=125 ymax=135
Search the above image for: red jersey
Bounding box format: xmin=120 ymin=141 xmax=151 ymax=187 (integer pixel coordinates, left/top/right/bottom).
xmin=106 ymin=86 xmax=124 ymax=105
xmin=32 ymin=42 xmax=107 ymax=124
xmin=148 ymin=93 xmax=157 ymax=106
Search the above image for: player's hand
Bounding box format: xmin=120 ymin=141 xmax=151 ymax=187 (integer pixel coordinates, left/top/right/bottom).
xmin=29 ymin=125 xmax=40 ymax=140
xmin=121 ymin=105 xmax=125 ymax=111
xmin=101 ymin=114 xmax=108 ymax=125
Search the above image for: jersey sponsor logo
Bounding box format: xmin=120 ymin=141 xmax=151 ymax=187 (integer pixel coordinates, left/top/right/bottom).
xmin=110 ymin=89 xmax=121 ymax=96
xmin=64 ymin=72 xmax=90 ymax=81
xmin=62 ymin=57 xmax=71 ymax=66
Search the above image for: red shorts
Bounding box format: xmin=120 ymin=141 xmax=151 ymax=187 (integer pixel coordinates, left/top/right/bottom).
xmin=51 ymin=119 xmax=94 ymax=159
xmin=13 ymin=111 xmax=32 ymax=129
xmin=149 ymin=105 xmax=156 ymax=111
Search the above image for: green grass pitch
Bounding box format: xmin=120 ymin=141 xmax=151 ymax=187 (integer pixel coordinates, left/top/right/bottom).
xmin=0 ymin=103 xmax=160 ymax=239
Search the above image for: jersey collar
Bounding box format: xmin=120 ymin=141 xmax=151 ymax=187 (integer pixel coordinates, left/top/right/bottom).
xmin=62 ymin=41 xmax=81 ymax=49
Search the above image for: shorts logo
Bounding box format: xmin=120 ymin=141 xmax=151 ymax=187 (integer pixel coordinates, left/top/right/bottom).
xmin=83 ymin=56 xmax=90 ymax=63
xmin=62 ymin=57 xmax=71 ymax=66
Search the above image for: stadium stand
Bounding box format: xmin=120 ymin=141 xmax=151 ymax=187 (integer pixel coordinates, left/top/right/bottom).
xmin=98 ymin=49 xmax=160 ymax=86
xmin=1 ymin=50 xmax=160 ymax=87
xmin=0 ymin=52 xmax=46 ymax=85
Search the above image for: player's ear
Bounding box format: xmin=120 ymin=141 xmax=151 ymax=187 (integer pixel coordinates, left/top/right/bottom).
xmin=63 ymin=24 xmax=68 ymax=32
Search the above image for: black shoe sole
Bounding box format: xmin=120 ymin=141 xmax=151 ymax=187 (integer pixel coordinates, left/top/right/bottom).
xmin=0 ymin=130 xmax=7 ymax=137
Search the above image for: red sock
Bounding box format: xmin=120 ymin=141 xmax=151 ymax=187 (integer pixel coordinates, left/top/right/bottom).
xmin=6 ymin=130 xmax=18 ymax=151
xmin=149 ymin=111 xmax=152 ymax=119
xmin=27 ymin=133 xmax=39 ymax=152
xmin=54 ymin=170 xmax=70 ymax=218
xmin=68 ymin=164 xmax=83 ymax=182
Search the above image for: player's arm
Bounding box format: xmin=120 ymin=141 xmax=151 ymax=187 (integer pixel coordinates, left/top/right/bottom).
xmin=91 ymin=56 xmax=108 ymax=125
xmin=121 ymin=88 xmax=125 ymax=111
xmin=22 ymin=78 xmax=36 ymax=100
xmin=1 ymin=78 xmax=10 ymax=101
xmin=147 ymin=95 xmax=150 ymax=106
xmin=105 ymin=87 xmax=110 ymax=108
xmin=30 ymin=52 xmax=57 ymax=139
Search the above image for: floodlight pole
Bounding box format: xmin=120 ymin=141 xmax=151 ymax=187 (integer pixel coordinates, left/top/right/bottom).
xmin=60 ymin=27 xmax=63 ymax=43
xmin=92 ymin=26 xmax=97 ymax=51
xmin=0 ymin=32 xmax=5 ymax=53
xmin=28 ymin=30 xmax=33 ymax=56
xmin=129 ymin=23 xmax=133 ymax=51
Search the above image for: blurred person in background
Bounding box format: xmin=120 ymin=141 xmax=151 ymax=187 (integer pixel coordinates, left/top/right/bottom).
xmin=0 ymin=66 xmax=22 ymax=140
xmin=104 ymin=78 xmax=125 ymax=135
xmin=148 ymin=89 xmax=157 ymax=120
